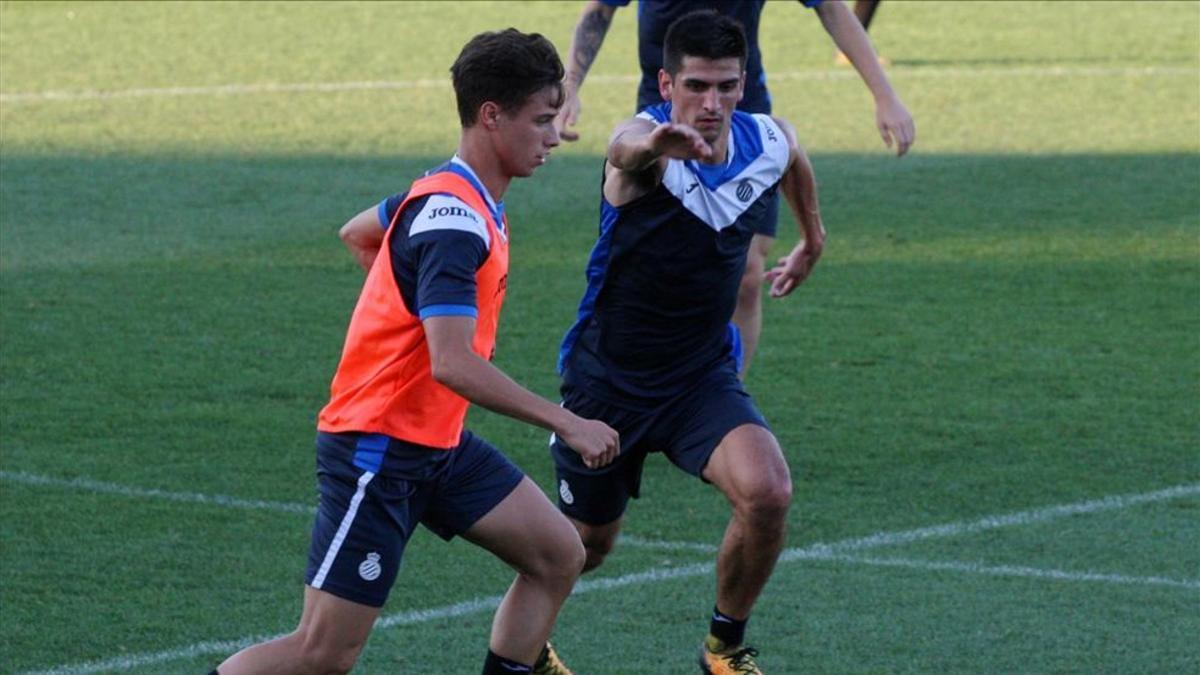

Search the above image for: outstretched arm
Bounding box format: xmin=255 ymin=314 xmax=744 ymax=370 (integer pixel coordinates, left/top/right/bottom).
xmin=604 ymin=116 xmax=714 ymax=205
xmin=555 ymin=1 xmax=619 ymax=142
xmin=814 ymin=0 xmax=915 ymax=156
xmin=766 ymin=117 xmax=826 ymax=298
xmin=424 ymin=316 xmax=620 ymax=468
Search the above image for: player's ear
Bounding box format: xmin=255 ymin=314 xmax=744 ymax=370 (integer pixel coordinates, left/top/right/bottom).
xmin=479 ymin=101 xmax=503 ymax=130
xmin=657 ymin=69 xmax=672 ymax=102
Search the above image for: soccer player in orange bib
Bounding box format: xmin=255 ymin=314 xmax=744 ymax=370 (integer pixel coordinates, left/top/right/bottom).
xmin=212 ymin=29 xmax=618 ymax=675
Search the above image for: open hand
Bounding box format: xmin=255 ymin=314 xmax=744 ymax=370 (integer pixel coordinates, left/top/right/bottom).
xmin=554 ymin=88 xmax=583 ymax=143
xmin=649 ymin=122 xmax=713 ymax=161
xmin=766 ymin=229 xmax=825 ymax=297
xmin=876 ymin=94 xmax=915 ymax=157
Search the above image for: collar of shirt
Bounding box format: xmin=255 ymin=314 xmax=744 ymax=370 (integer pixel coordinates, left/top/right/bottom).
xmin=450 ymin=154 xmax=505 ymax=228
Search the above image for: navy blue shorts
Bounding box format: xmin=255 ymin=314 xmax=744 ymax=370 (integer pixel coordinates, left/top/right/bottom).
xmin=305 ymin=430 xmax=524 ymax=607
xmin=551 ymin=366 xmax=769 ymax=526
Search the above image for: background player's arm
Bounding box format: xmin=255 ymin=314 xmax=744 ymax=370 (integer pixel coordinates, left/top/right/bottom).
xmin=604 ymin=116 xmax=712 ymax=204
xmin=339 ymin=206 xmax=386 ymax=272
xmin=555 ymin=0 xmax=619 ymax=142
xmin=423 ymin=316 xmax=619 ymax=469
xmin=813 ymin=0 xmax=915 ymax=156
xmin=766 ymin=116 xmax=826 ymax=298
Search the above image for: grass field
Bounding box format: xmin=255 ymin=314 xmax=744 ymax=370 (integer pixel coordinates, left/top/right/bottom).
xmin=1 ymin=1 xmax=1198 ymax=673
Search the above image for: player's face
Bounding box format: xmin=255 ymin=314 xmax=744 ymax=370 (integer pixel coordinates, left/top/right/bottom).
xmin=496 ymin=85 xmax=562 ymax=178
xmin=661 ymin=56 xmax=745 ymax=144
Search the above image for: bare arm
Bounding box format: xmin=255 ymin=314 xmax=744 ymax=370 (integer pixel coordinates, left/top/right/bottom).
xmin=603 ymin=116 xmax=714 ymax=205
xmin=339 ymin=206 xmax=386 ymax=272
xmin=814 ymin=0 xmax=915 ymax=156
xmin=766 ymin=116 xmax=826 ymax=298
xmin=555 ymin=1 xmax=618 ymax=142
xmin=423 ymin=315 xmax=619 ymax=468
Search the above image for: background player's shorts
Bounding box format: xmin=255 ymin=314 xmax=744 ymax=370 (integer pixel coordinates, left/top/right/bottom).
xmin=551 ymin=365 xmax=769 ymax=526
xmin=747 ymin=189 xmax=780 ymax=238
xmin=305 ymin=430 xmax=523 ymax=607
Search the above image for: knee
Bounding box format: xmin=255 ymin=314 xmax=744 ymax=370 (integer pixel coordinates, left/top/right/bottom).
xmin=523 ymin=530 xmax=586 ymax=591
xmin=734 ymin=476 xmax=792 ymax=528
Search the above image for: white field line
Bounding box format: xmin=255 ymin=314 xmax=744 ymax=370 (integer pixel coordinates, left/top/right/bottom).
xmin=6 ymin=470 xmax=1196 ymax=555
xmin=20 ymin=481 xmax=1199 ymax=675
xmin=26 ymin=551 xmax=1196 ymax=675
xmin=0 ymin=470 xmax=316 ymax=515
xmin=791 ymin=483 xmax=1200 ymax=556
xmin=1 ymin=65 xmax=1195 ymax=104
xmin=0 ymin=469 xmax=709 ymax=553
xmin=813 ymin=553 xmax=1200 ymax=590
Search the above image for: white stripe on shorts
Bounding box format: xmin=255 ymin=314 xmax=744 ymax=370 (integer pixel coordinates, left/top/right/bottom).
xmin=310 ymin=470 xmax=376 ymax=590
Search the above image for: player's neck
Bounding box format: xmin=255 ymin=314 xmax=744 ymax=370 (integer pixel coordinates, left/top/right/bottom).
xmin=699 ymin=136 xmax=730 ymax=166
xmin=456 ymin=140 xmax=510 ymax=203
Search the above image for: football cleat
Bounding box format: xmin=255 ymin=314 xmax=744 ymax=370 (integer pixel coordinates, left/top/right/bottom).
xmin=699 ymin=637 xmax=763 ymax=674
xmin=532 ymin=642 xmax=574 ymax=675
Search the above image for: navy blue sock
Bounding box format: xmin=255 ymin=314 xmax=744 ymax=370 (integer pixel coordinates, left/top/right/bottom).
xmin=482 ymin=649 xmax=531 ymax=674
xmin=709 ymin=605 xmax=748 ymax=648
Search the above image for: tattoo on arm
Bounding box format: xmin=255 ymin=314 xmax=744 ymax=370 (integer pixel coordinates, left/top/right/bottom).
xmin=571 ymin=8 xmax=613 ymax=87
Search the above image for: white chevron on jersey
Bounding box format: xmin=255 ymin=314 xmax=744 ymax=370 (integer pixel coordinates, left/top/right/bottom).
xmin=638 ymin=112 xmax=791 ymax=231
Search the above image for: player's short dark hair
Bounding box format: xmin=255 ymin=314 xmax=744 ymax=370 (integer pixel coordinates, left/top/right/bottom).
xmin=451 ymin=28 xmax=565 ymax=128
xmin=662 ymin=10 xmax=748 ymax=75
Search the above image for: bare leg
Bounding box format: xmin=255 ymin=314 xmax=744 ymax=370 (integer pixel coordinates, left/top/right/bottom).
xmin=463 ymin=477 xmax=586 ymax=666
xmin=217 ymin=586 xmax=378 ymax=675
xmin=733 ymin=234 xmax=774 ymax=378
xmin=702 ymin=424 xmax=793 ymax=618
xmin=569 ymin=515 xmax=624 ymax=573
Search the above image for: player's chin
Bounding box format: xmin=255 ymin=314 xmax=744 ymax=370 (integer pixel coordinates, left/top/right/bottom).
xmin=517 ymin=156 xmax=547 ymax=177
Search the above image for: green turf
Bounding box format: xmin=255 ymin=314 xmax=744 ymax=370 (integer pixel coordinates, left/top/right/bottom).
xmin=2 ymin=1 xmax=1198 ymax=672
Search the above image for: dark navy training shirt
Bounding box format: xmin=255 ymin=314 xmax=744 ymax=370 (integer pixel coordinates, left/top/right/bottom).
xmin=559 ymin=103 xmax=791 ymax=404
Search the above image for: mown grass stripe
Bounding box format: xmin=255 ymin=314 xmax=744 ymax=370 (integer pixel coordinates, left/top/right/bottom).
xmin=22 ymin=482 xmax=1198 ymax=675
xmin=2 ymin=65 xmax=1194 ymax=104
xmin=0 ymin=470 xmax=315 ymax=515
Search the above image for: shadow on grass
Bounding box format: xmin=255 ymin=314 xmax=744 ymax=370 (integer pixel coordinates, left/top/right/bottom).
xmin=1 ymin=151 xmax=1197 ymax=273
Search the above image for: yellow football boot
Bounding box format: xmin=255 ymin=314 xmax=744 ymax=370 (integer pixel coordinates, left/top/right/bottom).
xmin=531 ymin=642 xmax=574 ymax=675
xmin=699 ymin=635 xmax=763 ymax=674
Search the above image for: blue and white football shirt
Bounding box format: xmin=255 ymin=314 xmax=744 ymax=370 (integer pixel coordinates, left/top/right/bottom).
xmin=560 ymin=103 xmax=790 ymax=403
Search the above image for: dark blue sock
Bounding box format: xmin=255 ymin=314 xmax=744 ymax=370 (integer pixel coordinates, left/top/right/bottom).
xmin=709 ymin=605 xmax=748 ymax=648
xmin=482 ymin=649 xmax=531 ymax=674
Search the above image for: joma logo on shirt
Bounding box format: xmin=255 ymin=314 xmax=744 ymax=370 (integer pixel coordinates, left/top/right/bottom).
xmin=428 ymin=206 xmax=477 ymax=221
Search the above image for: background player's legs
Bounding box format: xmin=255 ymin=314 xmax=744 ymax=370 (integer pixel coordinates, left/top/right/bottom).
xmin=733 ymin=234 xmax=775 ymax=378
xmin=701 ymin=423 xmax=792 ymax=620
xmin=216 ymin=586 xmax=378 ymax=675
xmin=570 ymin=515 xmax=625 ymax=572
xmin=854 ymin=0 xmax=883 ymax=31
xmin=463 ymin=477 xmax=586 ymax=666
xmin=836 ymin=0 xmax=888 ymax=65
